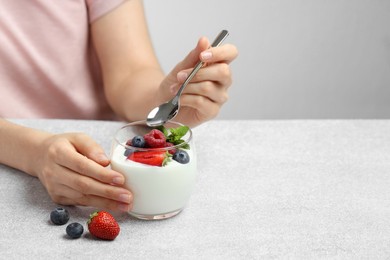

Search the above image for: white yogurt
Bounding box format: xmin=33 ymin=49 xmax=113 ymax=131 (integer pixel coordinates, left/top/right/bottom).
xmin=110 ymin=144 xmax=197 ymax=218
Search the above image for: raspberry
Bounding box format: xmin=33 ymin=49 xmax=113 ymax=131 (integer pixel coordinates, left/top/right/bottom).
xmin=165 ymin=142 xmax=176 ymax=155
xmin=144 ymin=129 xmax=166 ymax=148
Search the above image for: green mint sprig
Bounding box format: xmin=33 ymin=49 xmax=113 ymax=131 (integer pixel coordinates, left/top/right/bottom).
xmin=155 ymin=125 xmax=190 ymax=150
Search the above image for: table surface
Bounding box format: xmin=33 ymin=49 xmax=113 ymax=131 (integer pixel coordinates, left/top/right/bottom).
xmin=1 ymin=119 xmax=390 ymax=259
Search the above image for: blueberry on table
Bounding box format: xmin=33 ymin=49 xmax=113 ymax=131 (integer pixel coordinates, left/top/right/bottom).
xmin=173 ymin=150 xmax=190 ymax=164
xmin=50 ymin=207 xmax=70 ymax=225
xmin=66 ymin=222 xmax=84 ymax=239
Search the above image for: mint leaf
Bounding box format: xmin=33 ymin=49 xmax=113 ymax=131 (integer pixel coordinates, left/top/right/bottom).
xmin=170 ymin=126 xmax=189 ymax=139
xmin=155 ymin=125 xmax=169 ymax=137
xmin=179 ymin=143 xmax=190 ymax=150
xmin=165 ymin=125 xmax=191 ymax=150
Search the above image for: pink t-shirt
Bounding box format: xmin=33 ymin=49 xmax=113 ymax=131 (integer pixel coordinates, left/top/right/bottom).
xmin=0 ymin=0 xmax=126 ymax=120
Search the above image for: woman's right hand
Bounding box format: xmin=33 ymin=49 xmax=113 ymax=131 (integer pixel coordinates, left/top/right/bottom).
xmin=34 ymin=132 xmax=133 ymax=212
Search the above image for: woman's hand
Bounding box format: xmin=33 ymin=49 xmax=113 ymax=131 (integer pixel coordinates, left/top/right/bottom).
xmin=34 ymin=133 xmax=132 ymax=212
xmin=92 ymin=1 xmax=238 ymax=125
xmin=159 ymin=36 xmax=238 ymax=127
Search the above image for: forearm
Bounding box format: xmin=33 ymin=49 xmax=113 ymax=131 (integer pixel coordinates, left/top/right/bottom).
xmin=105 ymin=67 xmax=166 ymax=122
xmin=0 ymin=119 xmax=50 ymax=176
xmin=91 ymin=0 xmax=170 ymax=122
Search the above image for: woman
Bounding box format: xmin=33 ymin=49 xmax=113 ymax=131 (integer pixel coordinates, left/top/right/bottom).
xmin=0 ymin=0 xmax=238 ymax=212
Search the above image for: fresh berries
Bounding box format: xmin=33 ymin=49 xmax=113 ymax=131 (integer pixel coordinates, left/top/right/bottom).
xmin=130 ymin=135 xmax=145 ymax=148
xmin=50 ymin=207 xmax=70 ymax=225
xmin=125 ymin=126 xmax=191 ymax=166
xmin=165 ymin=142 xmax=177 ymax=155
xmin=124 ymin=148 xmax=134 ymax=157
xmin=128 ymin=151 xmax=171 ymax=167
xmin=173 ymin=150 xmax=190 ymax=164
xmin=144 ymin=129 xmax=166 ymax=148
xmin=66 ymin=222 xmax=84 ymax=239
xmin=49 ymin=207 xmax=120 ymax=241
xmin=87 ymin=211 xmax=120 ymax=240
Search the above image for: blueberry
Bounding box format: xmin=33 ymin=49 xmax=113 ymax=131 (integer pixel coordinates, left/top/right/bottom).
xmin=173 ymin=150 xmax=190 ymax=164
xmin=131 ymin=136 xmax=146 ymax=148
xmin=50 ymin=207 xmax=70 ymax=225
xmin=66 ymin=222 xmax=84 ymax=239
xmin=124 ymin=148 xmax=134 ymax=157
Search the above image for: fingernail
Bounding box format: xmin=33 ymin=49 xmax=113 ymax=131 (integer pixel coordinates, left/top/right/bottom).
xmin=119 ymin=193 xmax=132 ymax=203
xmin=112 ymin=176 xmax=124 ymax=185
xmin=201 ymin=51 xmax=212 ymax=61
xmin=177 ymin=71 xmax=188 ymax=82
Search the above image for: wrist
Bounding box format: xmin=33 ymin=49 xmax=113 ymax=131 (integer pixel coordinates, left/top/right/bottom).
xmin=0 ymin=119 xmax=51 ymax=177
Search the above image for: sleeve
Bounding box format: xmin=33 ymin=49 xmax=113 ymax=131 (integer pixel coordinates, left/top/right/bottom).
xmin=86 ymin=0 xmax=128 ymax=23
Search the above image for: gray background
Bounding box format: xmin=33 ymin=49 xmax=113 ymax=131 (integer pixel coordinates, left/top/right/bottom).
xmin=143 ymin=0 xmax=390 ymax=120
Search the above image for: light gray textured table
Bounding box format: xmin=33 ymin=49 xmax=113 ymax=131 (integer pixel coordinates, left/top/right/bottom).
xmin=1 ymin=119 xmax=390 ymax=259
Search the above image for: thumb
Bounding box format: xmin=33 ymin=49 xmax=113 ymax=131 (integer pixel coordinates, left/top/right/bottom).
xmin=69 ymin=133 xmax=110 ymax=167
xmin=169 ymin=36 xmax=210 ymax=79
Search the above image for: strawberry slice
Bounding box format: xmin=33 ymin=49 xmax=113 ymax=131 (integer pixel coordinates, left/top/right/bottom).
xmin=128 ymin=151 xmax=171 ymax=167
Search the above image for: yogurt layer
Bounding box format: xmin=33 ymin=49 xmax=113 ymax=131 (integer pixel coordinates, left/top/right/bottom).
xmin=111 ymin=144 xmax=197 ymax=216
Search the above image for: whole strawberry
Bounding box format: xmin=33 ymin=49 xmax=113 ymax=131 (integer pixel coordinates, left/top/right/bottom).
xmin=87 ymin=211 xmax=120 ymax=240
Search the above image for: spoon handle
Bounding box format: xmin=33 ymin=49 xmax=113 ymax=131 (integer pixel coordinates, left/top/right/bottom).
xmin=174 ymin=30 xmax=229 ymax=102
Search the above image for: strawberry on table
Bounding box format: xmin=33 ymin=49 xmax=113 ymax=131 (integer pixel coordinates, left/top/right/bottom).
xmin=87 ymin=211 xmax=120 ymax=240
xmin=128 ymin=150 xmax=171 ymax=167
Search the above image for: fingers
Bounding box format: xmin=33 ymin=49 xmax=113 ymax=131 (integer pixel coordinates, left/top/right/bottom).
xmin=173 ymin=42 xmax=237 ymax=97
xmin=180 ymin=37 xmax=210 ymax=68
xmin=171 ymin=62 xmax=232 ymax=106
xmin=40 ymin=133 xmax=133 ymax=212
xmin=173 ymin=81 xmax=228 ymax=105
xmin=178 ymin=95 xmax=221 ymax=122
xmin=48 ymin=165 xmax=133 ymax=212
xmin=177 ymin=63 xmax=233 ymax=88
xmin=50 ymin=184 xmax=132 ymax=212
xmin=60 ymin=148 xmax=125 ymax=186
xmin=168 ymin=37 xmax=210 ymax=79
xmin=200 ymin=43 xmax=238 ymax=64
xmin=162 ymin=36 xmax=238 ymax=127
xmin=69 ymin=133 xmax=110 ymax=167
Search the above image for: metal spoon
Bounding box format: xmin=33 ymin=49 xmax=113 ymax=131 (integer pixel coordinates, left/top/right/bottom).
xmin=146 ymin=30 xmax=229 ymax=127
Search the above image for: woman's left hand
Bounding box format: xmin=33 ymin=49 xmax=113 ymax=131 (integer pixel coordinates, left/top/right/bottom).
xmin=158 ymin=36 xmax=238 ymax=127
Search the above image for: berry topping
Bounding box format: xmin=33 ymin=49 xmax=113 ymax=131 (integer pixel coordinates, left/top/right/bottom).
xmin=50 ymin=207 xmax=70 ymax=225
xmin=173 ymin=150 xmax=190 ymax=164
xmin=130 ymin=135 xmax=145 ymax=148
xmin=124 ymin=148 xmax=134 ymax=157
xmin=165 ymin=142 xmax=177 ymax=155
xmin=66 ymin=222 xmax=84 ymax=239
xmin=87 ymin=211 xmax=120 ymax=240
xmin=128 ymin=151 xmax=171 ymax=167
xmin=123 ymin=125 xmax=191 ymax=166
xmin=144 ymin=129 xmax=166 ymax=148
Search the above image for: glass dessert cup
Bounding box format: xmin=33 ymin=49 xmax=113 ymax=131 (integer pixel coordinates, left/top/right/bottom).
xmin=110 ymin=120 xmax=197 ymax=220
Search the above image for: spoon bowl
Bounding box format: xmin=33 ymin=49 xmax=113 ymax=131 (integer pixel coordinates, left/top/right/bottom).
xmin=146 ymin=101 xmax=179 ymax=127
xmin=146 ymin=30 xmax=229 ymax=127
